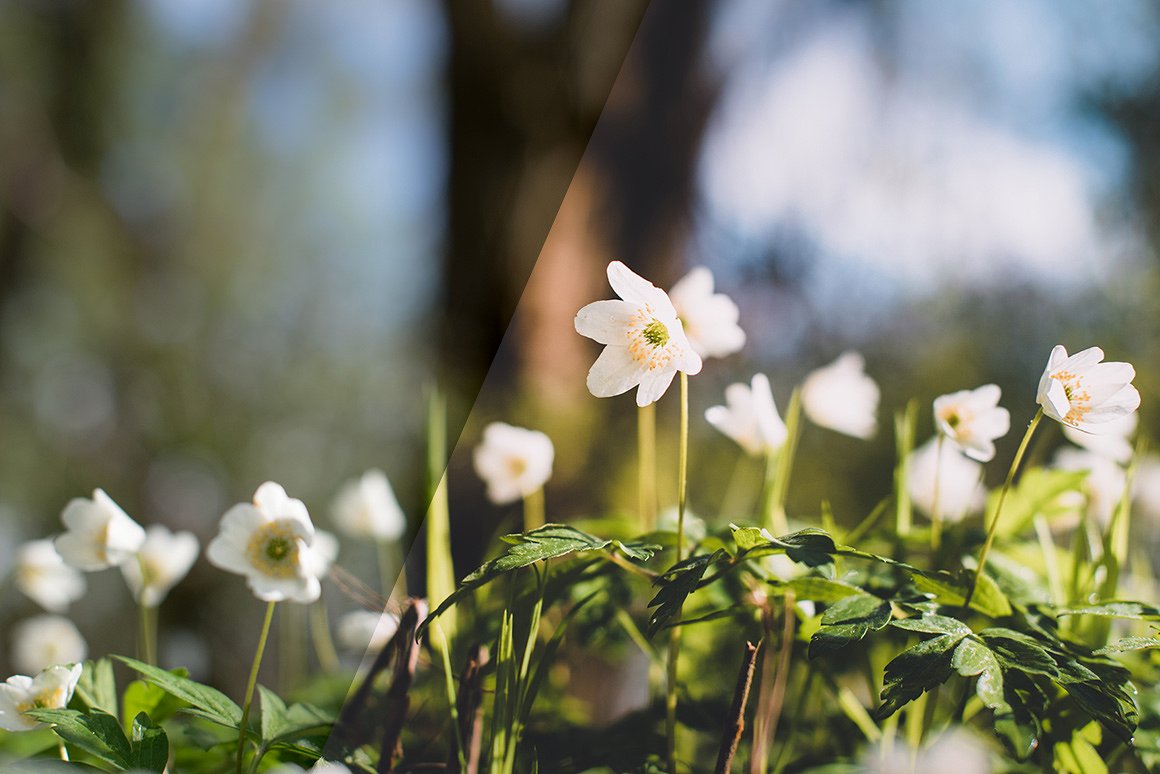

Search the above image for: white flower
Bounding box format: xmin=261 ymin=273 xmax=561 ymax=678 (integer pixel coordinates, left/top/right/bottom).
xmin=1062 ymin=412 xmax=1138 ymax=464
xmin=667 ymin=266 xmax=746 ymax=359
xmin=0 ymin=664 xmax=83 ymax=732
xmin=1053 ymin=448 xmax=1127 ymax=527
xmin=800 ymin=352 xmax=879 ymax=439
xmin=575 ymin=261 xmax=703 ymax=407
xmin=331 ymin=470 xmax=406 ymax=542
xmin=14 ymin=540 xmax=86 ymax=613
xmin=309 ymin=529 xmax=340 ymax=577
xmin=866 ymin=729 xmax=992 ymax=774
xmin=473 ymin=422 xmax=555 ymax=505
xmin=120 ymin=525 xmax=199 ymax=607
xmin=337 ymin=609 xmax=400 ymax=653
xmin=54 ymin=489 xmax=146 ymax=571
xmin=705 ymin=374 xmax=788 ymax=456
xmin=1036 ymin=345 xmax=1140 ymax=434
xmin=906 ymin=437 xmax=986 ymax=522
xmin=11 ymin=615 xmax=87 ymax=676
xmin=933 ymin=384 xmax=1010 ymax=463
xmin=206 ymin=482 xmax=323 ymax=604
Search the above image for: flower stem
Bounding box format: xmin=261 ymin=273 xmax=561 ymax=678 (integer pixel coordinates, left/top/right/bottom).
xmin=523 ymin=487 xmax=545 ymax=532
xmin=639 ymin=402 xmax=657 ymax=533
xmin=930 ymin=434 xmax=945 ymax=552
xmin=57 ymin=738 xmax=69 ymax=761
xmin=666 ymin=373 xmax=690 ymax=772
xmin=309 ymin=600 xmax=341 ymax=674
xmin=966 ymin=408 xmax=1042 ymax=608
xmin=138 ymin=601 xmax=156 ymax=667
xmin=768 ymin=389 xmax=802 ymax=536
xmin=236 ymin=601 xmax=276 ymax=774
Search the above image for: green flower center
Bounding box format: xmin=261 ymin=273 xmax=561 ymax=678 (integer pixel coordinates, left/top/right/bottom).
xmin=246 ymin=521 xmax=302 ymax=579
xmin=642 ymin=320 xmax=670 ymax=348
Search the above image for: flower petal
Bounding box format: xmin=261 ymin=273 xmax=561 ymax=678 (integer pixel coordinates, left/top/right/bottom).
xmin=586 ymin=346 xmax=645 ymax=398
xmin=636 ymin=369 xmax=677 ymax=407
xmin=574 ymin=300 xmax=636 ymax=345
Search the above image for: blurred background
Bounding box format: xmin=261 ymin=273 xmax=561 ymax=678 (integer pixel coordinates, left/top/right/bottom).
xmin=2 ymin=0 xmax=1160 ymax=694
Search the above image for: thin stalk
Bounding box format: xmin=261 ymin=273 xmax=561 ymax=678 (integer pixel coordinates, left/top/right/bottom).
xmin=57 ymin=738 xmax=69 ymax=761
xmin=893 ymin=401 xmax=919 ymax=538
xmin=666 ymin=373 xmax=690 ymax=773
xmin=715 ymin=640 xmax=760 ymax=774
xmin=236 ymin=601 xmax=276 ymax=774
xmin=523 ymin=488 xmax=545 ymax=532
xmin=768 ymin=389 xmax=802 ymax=535
xmin=639 ymin=402 xmax=657 ymax=533
xmin=376 ymin=539 xmax=398 ymax=602
xmin=966 ymin=408 xmax=1042 ymax=608
xmin=308 ymin=601 xmax=340 ymax=674
xmin=1034 ymin=515 xmax=1065 ymax=607
xmin=138 ymin=601 xmax=156 ymax=667
xmin=426 ymin=388 xmax=457 ymax=639
xmin=759 ymin=447 xmax=783 ymax=536
xmin=930 ymin=435 xmax=945 ymax=552
xmin=436 ymin=624 xmax=468 ymax=774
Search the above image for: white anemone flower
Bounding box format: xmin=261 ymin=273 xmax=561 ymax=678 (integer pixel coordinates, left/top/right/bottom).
xmin=15 ymin=539 xmax=86 ymax=613
xmin=1053 ymin=448 xmax=1126 ymax=528
xmin=120 ymin=525 xmax=199 ymax=607
xmin=1062 ymin=412 xmax=1138 ymax=464
xmin=0 ymin=663 xmax=83 ymax=732
xmin=206 ymin=482 xmax=323 ymax=604
xmin=308 ymin=529 xmax=340 ymax=577
xmin=801 ymin=352 xmax=879 ymax=439
xmin=933 ymin=384 xmax=1010 ymax=463
xmin=907 ymin=437 xmax=986 ymax=522
xmin=54 ymin=489 xmax=146 ymax=571
xmin=575 ymin=261 xmax=703 ymax=407
xmin=337 ymin=609 xmax=400 ymax=653
xmin=705 ymin=373 xmax=788 ymax=457
xmin=667 ymin=266 xmax=746 ymax=359
xmin=331 ymin=470 xmax=407 ymax=542
xmin=1036 ymin=345 xmax=1140 ymax=434
xmin=473 ymin=422 xmax=555 ymax=505
xmin=11 ymin=615 xmax=88 ymax=676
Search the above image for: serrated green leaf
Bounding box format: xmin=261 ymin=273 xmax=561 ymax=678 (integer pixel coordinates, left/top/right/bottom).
xmin=115 ymin=656 xmax=241 ymax=728
xmin=646 ymin=552 xmax=723 ymax=637
xmin=1095 ymin=636 xmax=1160 ymax=654
xmin=420 ymin=524 xmax=660 ymax=637
xmin=731 ymin=526 xmax=838 ymax=567
xmin=891 ymin=614 xmax=972 ymax=638
xmin=1061 ymin=680 xmax=1137 ymax=744
xmin=988 ymin=467 xmax=1088 ymax=536
xmin=122 ymin=676 xmax=188 ymax=733
xmin=26 ymin=708 xmax=131 ymax=769
xmin=259 ymin=685 xmax=334 ymax=744
xmin=978 ymin=628 xmax=1059 ymax=678
xmin=951 ymin=636 xmax=1008 ymax=712
xmin=1058 ymin=601 xmax=1160 ymax=620
xmin=808 ymin=593 xmax=892 ymax=658
xmin=74 ymin=659 xmax=118 ymax=719
xmin=787 ymin=577 xmax=864 ymax=604
xmin=911 ymin=570 xmax=1012 ymax=618
xmin=876 ymin=634 xmax=960 ymax=719
xmin=128 ymin=712 xmax=169 ymax=772
xmin=731 ymin=526 xmax=767 ymax=551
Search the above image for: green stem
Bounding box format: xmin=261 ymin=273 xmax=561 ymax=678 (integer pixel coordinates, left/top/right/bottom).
xmin=57 ymin=738 xmax=69 ymax=761
xmin=523 ymin=488 xmax=545 ymax=532
xmin=769 ymin=389 xmax=802 ymax=535
xmin=138 ymin=600 xmax=156 ymax=667
xmin=966 ymin=408 xmax=1042 ymax=608
xmin=893 ymin=400 xmax=919 ymax=539
xmin=1034 ymin=514 xmax=1065 ymax=607
xmin=426 ymin=388 xmax=456 ymax=640
xmin=930 ymin=434 xmax=945 ymax=552
xmin=666 ymin=373 xmax=689 ymax=772
xmin=236 ymin=601 xmax=276 ymax=774
xmin=759 ymin=446 xmax=783 ymax=536
xmin=308 ymin=601 xmax=340 ymax=674
xmin=639 ymin=402 xmax=657 ymax=533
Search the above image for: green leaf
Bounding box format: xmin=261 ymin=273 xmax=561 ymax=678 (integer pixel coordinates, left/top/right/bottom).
xmin=788 ymin=577 xmax=864 ymax=604
xmin=114 ymin=656 xmax=242 ymax=728
xmin=876 ymin=634 xmax=961 ymax=719
xmin=258 ymin=685 xmax=334 ymax=744
xmin=1095 ymin=636 xmax=1160 ymax=655
xmin=25 ymin=709 xmax=131 ymax=769
xmin=808 ymin=593 xmax=892 ymax=658
xmin=128 ymin=712 xmax=169 ymax=772
xmin=988 ymin=467 xmax=1089 ymax=536
xmin=951 ymin=636 xmax=1008 ymax=713
xmin=646 ymin=551 xmax=723 ymax=637
xmin=1057 ymin=601 xmax=1160 ymax=620
xmin=420 ymin=524 xmax=660 ymax=637
xmin=731 ymin=526 xmax=768 ymax=551
xmin=75 ymin=659 xmax=118 ymax=719
xmin=977 ymin=628 xmax=1059 ymax=678
xmin=891 ymin=614 xmax=972 ymax=638
xmin=911 ymin=570 xmax=1012 ymax=618
xmin=1061 ymin=681 xmax=1137 ymax=744
xmin=122 ymin=676 xmax=189 ymax=732
xmin=1054 ymin=732 xmax=1108 ymax=774
xmin=732 ymin=526 xmax=838 ymax=567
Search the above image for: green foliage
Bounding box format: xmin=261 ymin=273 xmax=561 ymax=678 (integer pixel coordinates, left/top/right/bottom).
xmin=24 ymin=708 xmax=168 ymax=772
xmin=808 ymin=593 xmax=893 ymax=658
xmin=115 ymin=657 xmax=242 ymax=729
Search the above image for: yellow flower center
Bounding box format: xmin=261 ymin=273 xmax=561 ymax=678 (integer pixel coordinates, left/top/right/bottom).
xmin=626 ymin=306 xmax=678 ymax=371
xmin=506 ymin=456 xmax=528 ymax=478
xmin=245 ymin=521 xmax=303 ymax=579
xmin=17 ymin=687 xmax=68 ymax=716
xmin=1051 ymin=369 xmax=1092 ymax=425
